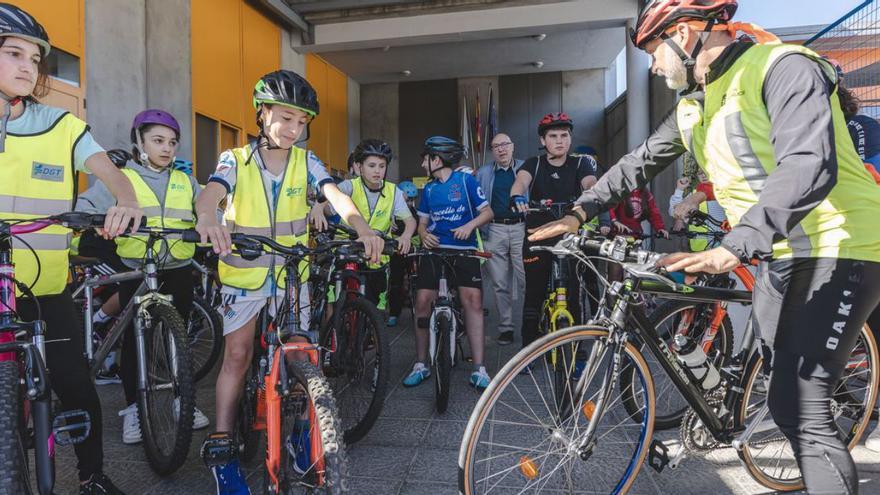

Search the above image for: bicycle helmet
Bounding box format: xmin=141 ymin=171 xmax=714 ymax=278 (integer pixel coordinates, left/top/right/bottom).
xmin=398 ymin=181 xmax=419 ymax=199
xmin=0 ymin=3 xmax=50 ymax=56
xmin=172 ymin=158 xmax=193 ymax=176
xmin=352 ymin=138 xmax=393 ymax=164
xmin=537 ymin=112 xmax=573 ymax=137
xmin=106 ymin=149 xmax=131 ymax=169
xmin=130 ymin=109 xmax=181 ymax=142
xmin=421 ymin=136 xmax=465 ymax=166
xmin=252 ymin=70 xmax=319 ymax=118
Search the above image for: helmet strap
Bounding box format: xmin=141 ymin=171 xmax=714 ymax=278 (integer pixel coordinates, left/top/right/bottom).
xmin=660 ymin=19 xmax=717 ymax=93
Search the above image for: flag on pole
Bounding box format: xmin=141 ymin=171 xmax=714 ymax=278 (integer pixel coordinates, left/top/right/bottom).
xmin=474 ymin=88 xmax=483 ymax=167
xmin=483 ymin=84 xmax=497 ymax=166
xmin=460 ymin=95 xmax=472 ymax=160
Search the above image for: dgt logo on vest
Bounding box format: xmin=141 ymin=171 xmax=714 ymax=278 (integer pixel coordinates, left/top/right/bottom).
xmin=31 ymin=162 xmax=64 ymax=182
xmin=285 ymin=187 xmax=303 ymax=197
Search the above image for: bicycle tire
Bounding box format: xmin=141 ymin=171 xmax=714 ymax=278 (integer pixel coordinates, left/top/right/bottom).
xmin=188 ymin=295 xmax=224 ymax=382
xmin=434 ymin=312 xmax=453 ymax=414
xmin=620 ymin=300 xmax=733 ymax=430
xmin=136 ymin=303 xmax=196 ymax=475
xmin=322 ymin=297 xmax=389 ymax=445
xmin=236 ymin=348 xmax=263 ymax=465
xmin=0 ymin=361 xmax=27 ymax=495
xmin=276 ymin=360 xmax=348 ymax=494
xmin=736 ymin=324 xmax=879 ymax=492
xmin=459 ymin=325 xmax=655 ymax=495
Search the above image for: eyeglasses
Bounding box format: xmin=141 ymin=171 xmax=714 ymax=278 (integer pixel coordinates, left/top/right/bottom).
xmin=491 ymin=142 xmax=512 ymax=150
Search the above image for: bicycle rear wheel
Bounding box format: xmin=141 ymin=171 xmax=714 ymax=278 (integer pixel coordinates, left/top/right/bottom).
xmin=0 ymin=361 xmax=27 ymax=495
xmin=137 ymin=303 xmax=196 ymax=475
xmin=322 ymin=297 xmax=388 ymax=444
xmin=188 ymin=295 xmax=223 ymax=382
xmin=275 ymin=360 xmax=348 ymax=494
xmin=433 ymin=312 xmax=453 ymax=414
xmin=736 ymin=324 xmax=879 ymax=491
xmin=459 ymin=325 xmax=655 ymax=495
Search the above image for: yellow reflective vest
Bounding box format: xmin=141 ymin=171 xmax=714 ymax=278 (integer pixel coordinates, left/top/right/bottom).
xmin=0 ymin=111 xmax=85 ymax=296
xmin=676 ymin=42 xmax=880 ymax=262
xmin=115 ymin=168 xmax=195 ymax=261
xmin=344 ymin=177 xmax=396 ymax=268
xmin=218 ymin=144 xmax=310 ymax=290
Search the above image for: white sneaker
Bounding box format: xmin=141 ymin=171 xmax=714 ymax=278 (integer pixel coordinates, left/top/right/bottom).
xmin=118 ymin=403 xmax=142 ymax=445
xmin=172 ymin=397 xmax=210 ymax=430
xmin=865 ymin=424 xmax=880 ymax=453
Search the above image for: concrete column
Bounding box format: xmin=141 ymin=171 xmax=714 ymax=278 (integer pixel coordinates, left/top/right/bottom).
xmin=85 ymin=0 xmax=147 ymax=152
xmin=562 ymin=69 xmax=606 ymax=158
xmin=282 ymin=28 xmax=306 ymax=75
xmin=625 ymin=20 xmax=651 ymax=150
xmin=360 ymin=83 xmax=399 ymax=181
xmin=146 ymin=0 xmax=192 ymax=162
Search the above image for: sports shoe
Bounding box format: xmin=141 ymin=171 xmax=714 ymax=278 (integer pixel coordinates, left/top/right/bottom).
xmin=403 ymin=362 xmax=430 ymax=387
xmin=865 ymin=425 xmax=880 ymax=453
xmin=387 ymin=316 xmax=398 ymax=327
xmin=470 ymin=366 xmax=491 ymax=390
xmin=94 ymin=369 xmax=122 ymax=385
xmin=497 ymin=331 xmax=514 ymax=345
xmin=79 ymin=472 xmax=125 ymax=494
xmin=210 ymin=459 xmax=251 ymax=495
xmin=286 ymin=420 xmax=311 ymax=475
xmin=118 ymin=403 xmax=142 ymax=445
xmin=172 ymin=397 xmax=211 ymax=430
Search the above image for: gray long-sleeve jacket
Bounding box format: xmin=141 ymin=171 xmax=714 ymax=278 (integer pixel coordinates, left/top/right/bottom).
xmin=576 ymin=41 xmax=841 ymax=261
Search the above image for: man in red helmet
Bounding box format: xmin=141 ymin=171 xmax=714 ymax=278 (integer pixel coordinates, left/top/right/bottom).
xmin=508 ymin=113 xmax=598 ymax=354
xmin=531 ymin=1 xmax=880 ymax=492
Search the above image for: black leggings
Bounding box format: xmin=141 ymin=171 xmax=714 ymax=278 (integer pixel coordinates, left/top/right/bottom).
xmin=18 ymin=290 xmax=104 ymax=481
xmin=521 ymin=246 xmax=580 ymax=349
xmin=117 ymin=266 xmax=193 ymax=406
xmin=753 ymin=258 xmax=880 ymax=495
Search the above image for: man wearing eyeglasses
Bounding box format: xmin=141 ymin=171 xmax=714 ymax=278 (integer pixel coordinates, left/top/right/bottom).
xmin=476 ymin=133 xmax=525 ymax=345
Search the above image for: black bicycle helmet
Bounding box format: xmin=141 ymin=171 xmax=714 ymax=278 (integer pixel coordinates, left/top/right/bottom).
xmin=353 ymin=138 xmax=393 ymax=164
xmin=0 ymin=3 xmax=50 ymax=56
xmin=421 ymin=136 xmax=465 ymax=166
xmin=252 ymin=70 xmax=319 ymax=117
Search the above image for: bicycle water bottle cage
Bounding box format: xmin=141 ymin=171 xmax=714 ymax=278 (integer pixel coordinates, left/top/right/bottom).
xmin=201 ymin=432 xmax=237 ymax=467
xmin=52 ymin=409 xmax=91 ymax=446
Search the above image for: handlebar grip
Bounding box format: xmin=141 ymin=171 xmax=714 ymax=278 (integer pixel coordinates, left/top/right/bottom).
xmin=181 ymin=230 xmax=201 ymax=243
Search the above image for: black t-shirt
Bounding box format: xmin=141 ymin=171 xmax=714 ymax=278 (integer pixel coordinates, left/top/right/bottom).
xmin=520 ymin=155 xmax=596 ymax=228
xmin=847 ymin=114 xmax=880 ymax=161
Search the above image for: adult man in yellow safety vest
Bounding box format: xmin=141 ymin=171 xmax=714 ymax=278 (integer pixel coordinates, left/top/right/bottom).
xmin=529 ymin=2 xmax=880 ymax=493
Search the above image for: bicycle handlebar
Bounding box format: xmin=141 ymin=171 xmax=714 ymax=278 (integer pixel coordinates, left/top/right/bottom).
xmin=406 ymin=248 xmax=492 ymax=260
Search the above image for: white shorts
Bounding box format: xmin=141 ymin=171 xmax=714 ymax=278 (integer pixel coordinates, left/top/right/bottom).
xmin=219 ymin=284 xmax=311 ymax=336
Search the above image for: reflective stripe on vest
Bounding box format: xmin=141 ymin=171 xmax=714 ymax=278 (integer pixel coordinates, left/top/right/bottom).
xmin=676 ymin=42 xmax=880 ymax=262
xmin=115 ymin=168 xmax=195 ymax=261
xmin=218 ymin=144 xmax=310 ymax=290
xmin=348 ymin=178 xmax=397 ymax=267
xmin=0 ymin=112 xmax=85 ymax=296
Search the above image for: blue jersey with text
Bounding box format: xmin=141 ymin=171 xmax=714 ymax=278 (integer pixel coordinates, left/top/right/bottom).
xmin=417 ymin=171 xmax=488 ymax=249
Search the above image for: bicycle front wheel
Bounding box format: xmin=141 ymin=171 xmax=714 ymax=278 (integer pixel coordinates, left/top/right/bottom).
xmin=433 ymin=312 xmax=453 ymax=414
xmin=137 ymin=303 xmax=196 ymax=475
xmin=459 ymin=325 xmax=656 ymax=495
xmin=736 ymin=324 xmax=879 ymax=491
xmin=0 ymin=361 xmax=27 ymax=495
xmin=188 ymin=295 xmax=224 ymax=382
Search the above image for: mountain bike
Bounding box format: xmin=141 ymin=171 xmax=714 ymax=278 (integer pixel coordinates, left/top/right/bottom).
xmin=407 ymin=249 xmax=491 ymax=413
xmin=458 ymin=231 xmax=878 ymax=494
xmin=70 ymin=224 xmax=198 ymax=475
xmin=0 ymin=212 xmax=100 ymax=495
xmin=186 ymin=254 xmax=223 ymax=381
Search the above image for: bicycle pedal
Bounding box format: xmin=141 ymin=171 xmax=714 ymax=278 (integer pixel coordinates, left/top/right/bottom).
xmin=647 ymin=439 xmax=670 ymax=473
xmin=52 ymin=409 xmax=91 ymax=446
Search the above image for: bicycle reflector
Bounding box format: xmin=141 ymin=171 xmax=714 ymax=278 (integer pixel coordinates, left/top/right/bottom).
xmin=582 ymin=400 xmax=596 ymax=421
xmin=519 ymin=455 xmax=539 ymax=480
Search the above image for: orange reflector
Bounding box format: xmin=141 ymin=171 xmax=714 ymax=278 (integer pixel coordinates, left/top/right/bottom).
xmin=582 ymin=400 xmax=596 ymax=420
xmin=519 ymin=456 xmax=538 ymax=479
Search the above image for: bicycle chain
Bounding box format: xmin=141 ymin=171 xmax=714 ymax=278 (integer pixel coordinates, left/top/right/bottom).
xmin=680 ymin=387 xmax=788 ymax=453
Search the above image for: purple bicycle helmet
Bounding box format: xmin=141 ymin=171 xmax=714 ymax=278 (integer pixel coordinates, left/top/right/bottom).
xmin=130 ymin=109 xmax=181 ymax=143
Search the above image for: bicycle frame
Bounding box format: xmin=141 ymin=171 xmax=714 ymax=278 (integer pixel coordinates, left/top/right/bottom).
xmin=427 ymin=256 xmax=458 ymax=368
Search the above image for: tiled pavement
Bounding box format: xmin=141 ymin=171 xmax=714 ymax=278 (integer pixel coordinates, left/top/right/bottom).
xmin=46 ymin=311 xmax=880 ymax=494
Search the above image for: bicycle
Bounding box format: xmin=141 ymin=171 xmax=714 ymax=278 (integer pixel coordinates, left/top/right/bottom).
xmin=407 ymin=248 xmax=491 ymax=413
xmin=216 ymin=233 xmax=349 ymax=493
xmin=458 ymin=231 xmax=878 ymax=494
xmin=0 ymin=212 xmax=100 ymax=495
xmin=70 ymin=224 xmax=199 ymax=475
xmin=309 ymin=223 xmax=393 ymax=445
xmin=186 ymin=254 xmax=224 ymax=381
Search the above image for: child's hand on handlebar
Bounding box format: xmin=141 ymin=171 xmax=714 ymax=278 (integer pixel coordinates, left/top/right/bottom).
xmin=356 ymin=230 xmax=384 ymax=264
xmin=196 ymin=219 xmax=232 ymax=256
xmin=102 ymin=201 xmax=143 ymax=239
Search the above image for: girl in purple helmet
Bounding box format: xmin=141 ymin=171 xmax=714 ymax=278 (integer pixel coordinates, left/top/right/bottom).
xmin=75 ymin=109 xmax=209 ymax=446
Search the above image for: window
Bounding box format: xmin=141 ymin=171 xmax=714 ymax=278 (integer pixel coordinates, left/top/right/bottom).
xmin=46 ymin=47 xmax=80 ymax=86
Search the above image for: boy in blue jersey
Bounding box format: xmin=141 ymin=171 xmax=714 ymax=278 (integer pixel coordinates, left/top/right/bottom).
xmin=404 ymin=137 xmax=495 ymax=390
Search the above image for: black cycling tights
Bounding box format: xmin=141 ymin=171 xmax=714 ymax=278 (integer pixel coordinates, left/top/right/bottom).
xmin=753 ymin=258 xmax=880 ymax=495
xmin=18 ymin=289 xmax=104 ymax=481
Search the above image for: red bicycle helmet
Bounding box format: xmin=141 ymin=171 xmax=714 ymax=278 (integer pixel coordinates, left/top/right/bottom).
xmin=537 ymin=112 xmax=573 ymax=137
xmin=630 ymin=0 xmax=738 ymax=49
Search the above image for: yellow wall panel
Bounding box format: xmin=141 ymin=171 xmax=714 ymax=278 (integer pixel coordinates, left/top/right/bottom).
xmin=241 ymin=2 xmax=281 ymax=138
xmin=192 ymin=0 xmax=242 ymax=127
xmin=306 ymin=54 xmax=348 ymax=171
xmin=16 ymin=0 xmax=83 ymax=56
xmin=306 ymin=54 xmax=329 ymax=163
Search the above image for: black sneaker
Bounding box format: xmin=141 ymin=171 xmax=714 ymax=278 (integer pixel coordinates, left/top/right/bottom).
xmin=497 ymin=331 xmax=514 ymax=345
xmin=80 ymin=473 xmax=126 ymax=494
